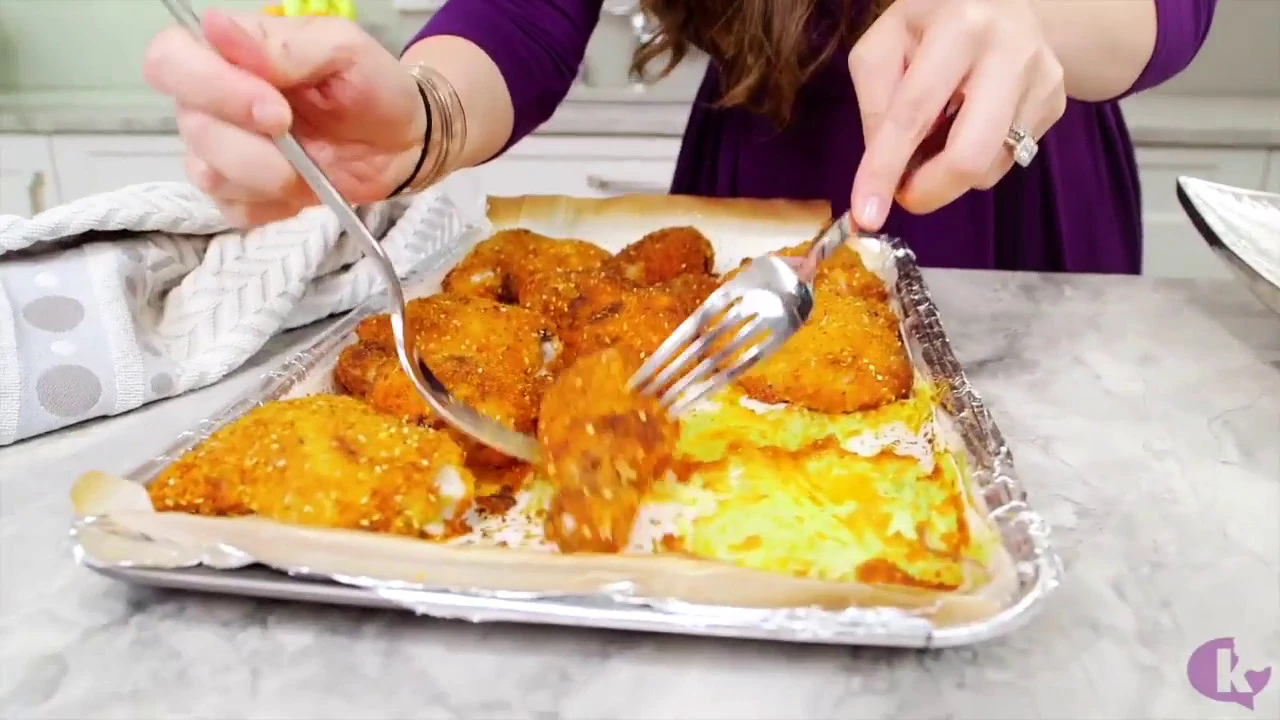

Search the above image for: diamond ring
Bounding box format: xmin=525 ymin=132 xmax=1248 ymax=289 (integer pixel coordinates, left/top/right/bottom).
xmin=1005 ymin=125 xmax=1039 ymax=167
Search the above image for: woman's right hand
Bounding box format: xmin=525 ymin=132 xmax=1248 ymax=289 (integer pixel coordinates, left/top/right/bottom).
xmin=145 ymin=10 xmax=426 ymax=227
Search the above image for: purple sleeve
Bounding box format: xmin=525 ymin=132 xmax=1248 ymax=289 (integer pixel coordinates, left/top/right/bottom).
xmin=405 ymin=0 xmax=603 ymax=152
xmin=1120 ymin=0 xmax=1218 ymax=97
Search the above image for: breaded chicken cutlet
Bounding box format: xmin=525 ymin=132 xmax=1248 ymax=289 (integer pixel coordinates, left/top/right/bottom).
xmin=545 ymin=229 xmax=717 ymax=364
xmin=603 ymin=226 xmax=715 ymax=286
xmin=441 ymin=228 xmax=613 ymax=327
xmin=558 ymin=272 xmax=719 ymax=370
xmin=717 ymin=237 xmax=912 ymax=412
xmin=149 ymin=394 xmax=475 ymax=537
xmin=738 ymin=287 xmax=913 ymax=413
xmin=443 ymin=225 xmax=717 ymax=332
xmin=538 ymin=347 xmax=679 ymax=553
xmin=775 ymin=239 xmax=889 ymax=300
xmin=724 ymin=238 xmax=888 ymax=301
xmin=335 ymin=294 xmax=554 ymax=467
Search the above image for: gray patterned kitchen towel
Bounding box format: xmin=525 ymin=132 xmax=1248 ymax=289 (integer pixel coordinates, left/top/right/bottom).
xmin=0 ymin=179 xmax=487 ymax=446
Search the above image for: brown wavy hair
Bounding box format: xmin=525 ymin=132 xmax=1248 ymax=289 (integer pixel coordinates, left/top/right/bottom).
xmin=632 ymin=0 xmax=894 ymax=127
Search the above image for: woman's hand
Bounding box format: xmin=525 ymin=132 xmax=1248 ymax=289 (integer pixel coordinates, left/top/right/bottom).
xmin=144 ymin=10 xmax=425 ymax=227
xmin=847 ymin=0 xmax=1067 ymax=230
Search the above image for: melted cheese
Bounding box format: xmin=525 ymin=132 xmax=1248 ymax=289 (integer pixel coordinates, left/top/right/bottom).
xmin=457 ymin=381 xmax=994 ymax=593
xmin=678 ymin=385 xmax=936 ymax=462
xmin=650 ymin=445 xmax=976 ymax=590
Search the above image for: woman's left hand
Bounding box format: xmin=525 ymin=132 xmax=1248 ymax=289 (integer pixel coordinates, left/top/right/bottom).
xmin=847 ymin=0 xmax=1067 ymax=230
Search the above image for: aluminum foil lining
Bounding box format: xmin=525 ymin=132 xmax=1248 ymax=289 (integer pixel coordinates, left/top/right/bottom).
xmin=71 ymin=216 xmax=1064 ymax=648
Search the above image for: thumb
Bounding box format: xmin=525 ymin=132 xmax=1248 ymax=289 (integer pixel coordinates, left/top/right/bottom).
xmin=203 ymin=9 xmax=356 ymax=90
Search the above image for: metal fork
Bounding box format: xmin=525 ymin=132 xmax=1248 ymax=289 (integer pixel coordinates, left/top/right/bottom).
xmin=629 ymin=211 xmax=861 ymax=415
xmin=160 ymin=0 xmax=541 ymax=463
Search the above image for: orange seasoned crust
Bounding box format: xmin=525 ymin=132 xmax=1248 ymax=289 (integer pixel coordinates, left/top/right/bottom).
xmin=148 ymin=395 xmax=475 ymax=538
xmin=738 ymin=288 xmax=913 ymax=413
xmin=559 ymin=272 xmax=719 ymax=370
xmin=337 ymin=294 xmax=553 ymax=468
xmin=773 ymin=240 xmax=889 ymax=301
xmin=441 ymin=228 xmax=612 ymax=328
xmin=603 ymin=226 xmax=714 ymax=286
xmin=537 ymin=348 xmax=679 ymax=553
xmin=724 ymin=238 xmax=888 ymax=301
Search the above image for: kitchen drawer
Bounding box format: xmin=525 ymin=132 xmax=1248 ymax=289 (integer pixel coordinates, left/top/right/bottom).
xmin=50 ymin=134 xmax=188 ymax=203
xmin=1135 ymin=147 xmax=1268 ymax=279
xmin=464 ymin=136 xmax=682 ymax=198
xmin=0 ymin=135 xmax=59 ymax=217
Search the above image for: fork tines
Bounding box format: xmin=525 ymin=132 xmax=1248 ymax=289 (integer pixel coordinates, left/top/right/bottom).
xmin=628 ymin=257 xmax=806 ymax=415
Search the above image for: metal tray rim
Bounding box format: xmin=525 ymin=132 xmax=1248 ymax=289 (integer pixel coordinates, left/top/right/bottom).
xmin=81 ymin=560 xmax=1051 ymax=648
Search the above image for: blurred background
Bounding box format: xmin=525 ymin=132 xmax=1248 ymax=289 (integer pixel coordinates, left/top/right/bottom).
xmin=1 ymin=0 xmax=1278 ymax=279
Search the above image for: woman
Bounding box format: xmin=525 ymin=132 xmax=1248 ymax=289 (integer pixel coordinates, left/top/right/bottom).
xmin=143 ymin=0 xmax=1216 ymax=273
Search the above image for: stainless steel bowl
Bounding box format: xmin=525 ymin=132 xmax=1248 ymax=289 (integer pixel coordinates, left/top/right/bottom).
xmin=1177 ymin=176 xmax=1280 ymax=317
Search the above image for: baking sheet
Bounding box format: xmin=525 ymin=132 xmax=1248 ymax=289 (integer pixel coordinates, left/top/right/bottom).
xmin=70 ymin=193 xmax=1063 ymax=648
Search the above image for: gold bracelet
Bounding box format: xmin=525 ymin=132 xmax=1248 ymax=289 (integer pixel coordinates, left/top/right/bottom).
xmin=402 ymin=62 xmax=468 ymax=195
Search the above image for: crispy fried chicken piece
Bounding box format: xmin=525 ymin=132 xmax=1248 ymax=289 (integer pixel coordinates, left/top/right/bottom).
xmin=442 ymin=226 xmax=714 ymax=334
xmin=558 ymin=273 xmax=720 ymax=370
xmin=353 ymin=294 xmax=553 ymax=383
xmin=441 ymin=228 xmax=613 ymax=328
xmin=738 ymin=289 xmax=913 ymax=413
xmin=661 ymin=271 xmax=721 ymax=311
xmin=365 ymin=355 xmax=547 ymax=469
xmin=507 ymin=238 xmax=612 ymax=324
xmin=333 ymin=342 xmax=397 ymax=398
xmin=440 ymin=228 xmax=538 ymax=302
xmin=538 ymin=348 xmax=679 ymax=553
xmin=564 ymin=272 xmax=638 ymax=326
xmin=724 ymin=239 xmax=888 ymax=300
xmin=149 ymin=395 xmax=475 ymax=538
xmin=782 ymin=240 xmax=888 ymax=300
xmin=338 ymin=295 xmax=555 ymax=467
xmin=552 ymin=228 xmax=715 ymax=337
xmin=604 ymin=226 xmax=715 ymax=286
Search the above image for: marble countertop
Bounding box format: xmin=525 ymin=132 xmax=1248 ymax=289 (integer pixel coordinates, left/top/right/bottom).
xmin=1 ymin=269 xmax=1278 ymax=718
xmin=3 ymin=83 xmax=1279 ymax=148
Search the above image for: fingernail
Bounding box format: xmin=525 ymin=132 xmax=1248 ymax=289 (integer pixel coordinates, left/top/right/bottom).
xmin=857 ymin=195 xmax=884 ymax=229
xmin=252 ymin=100 xmax=289 ymax=132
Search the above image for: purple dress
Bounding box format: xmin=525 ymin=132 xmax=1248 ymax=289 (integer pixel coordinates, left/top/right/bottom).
xmin=410 ymin=0 xmax=1217 ymax=273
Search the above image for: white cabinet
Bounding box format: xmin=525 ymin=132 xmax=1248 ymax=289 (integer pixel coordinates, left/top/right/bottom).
xmin=1265 ymin=152 xmax=1280 ymax=193
xmin=43 ymin=133 xmax=681 ymax=204
xmin=49 ymin=134 xmax=188 ymax=203
xmin=1135 ymin=147 xmax=1269 ymax=279
xmin=461 ymin=136 xmax=681 ymax=198
xmin=0 ymin=135 xmax=59 ymax=217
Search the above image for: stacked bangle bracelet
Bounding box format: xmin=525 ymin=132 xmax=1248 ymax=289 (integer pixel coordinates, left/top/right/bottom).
xmin=390 ymin=62 xmax=468 ymax=197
